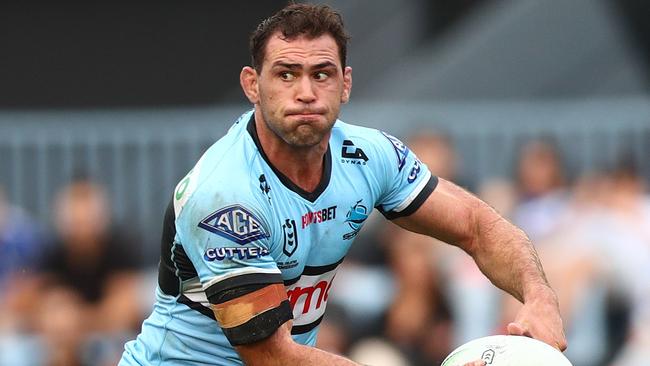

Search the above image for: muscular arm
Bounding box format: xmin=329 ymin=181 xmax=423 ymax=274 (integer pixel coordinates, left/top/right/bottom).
xmin=236 ymin=321 xmax=359 ymax=366
xmin=394 ymin=178 xmax=566 ymax=350
xmin=212 ymin=283 xmax=360 ymax=365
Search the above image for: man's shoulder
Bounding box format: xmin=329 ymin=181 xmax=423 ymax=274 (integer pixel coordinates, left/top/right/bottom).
xmin=333 ymin=119 xmax=403 ymax=147
xmin=332 ymin=118 xmax=379 ymax=138
xmin=173 ymin=112 xmax=263 ymax=219
xmin=332 ymin=119 xmax=409 ymax=171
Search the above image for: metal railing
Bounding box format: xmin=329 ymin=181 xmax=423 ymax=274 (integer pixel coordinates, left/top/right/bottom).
xmin=1 ymin=97 xmax=649 ymax=262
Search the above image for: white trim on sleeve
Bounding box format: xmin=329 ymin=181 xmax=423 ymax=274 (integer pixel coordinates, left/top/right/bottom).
xmin=392 ymin=170 xmax=432 ymax=212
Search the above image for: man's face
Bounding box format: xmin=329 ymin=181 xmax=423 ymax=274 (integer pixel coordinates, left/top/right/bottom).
xmin=243 ymin=32 xmax=352 ymax=148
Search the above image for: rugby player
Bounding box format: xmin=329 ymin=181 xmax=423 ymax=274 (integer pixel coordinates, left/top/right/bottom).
xmin=120 ymin=4 xmax=566 ymax=365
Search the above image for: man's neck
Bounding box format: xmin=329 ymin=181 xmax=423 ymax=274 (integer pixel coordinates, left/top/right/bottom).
xmin=254 ymin=111 xmax=329 ymax=193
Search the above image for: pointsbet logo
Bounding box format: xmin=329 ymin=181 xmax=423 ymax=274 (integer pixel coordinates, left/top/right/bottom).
xmin=301 ymin=205 xmax=337 ymax=229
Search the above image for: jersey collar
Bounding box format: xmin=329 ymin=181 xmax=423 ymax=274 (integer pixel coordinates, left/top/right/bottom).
xmin=246 ymin=114 xmax=332 ymax=203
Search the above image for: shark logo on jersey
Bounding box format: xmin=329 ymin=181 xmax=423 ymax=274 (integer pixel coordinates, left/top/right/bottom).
xmin=282 ymin=219 xmax=299 ymax=256
xmin=381 ymin=131 xmax=410 ymax=172
xmin=341 ymin=140 xmax=368 ymax=165
xmin=343 ymin=200 xmax=369 ymax=240
xmin=198 ymin=205 xmax=269 ymax=245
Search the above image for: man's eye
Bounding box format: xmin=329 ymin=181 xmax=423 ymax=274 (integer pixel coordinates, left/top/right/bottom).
xmin=314 ymin=72 xmax=329 ymax=81
xmin=279 ymin=72 xmax=295 ymax=81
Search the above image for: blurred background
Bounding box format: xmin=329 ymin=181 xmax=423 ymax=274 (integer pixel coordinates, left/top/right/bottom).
xmin=1 ymin=0 xmax=649 ymax=365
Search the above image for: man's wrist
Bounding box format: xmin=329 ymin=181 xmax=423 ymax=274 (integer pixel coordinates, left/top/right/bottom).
xmin=523 ymin=283 xmax=557 ymax=305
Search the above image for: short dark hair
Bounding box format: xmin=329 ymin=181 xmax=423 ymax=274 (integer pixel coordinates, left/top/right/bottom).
xmin=249 ymin=3 xmax=350 ymax=72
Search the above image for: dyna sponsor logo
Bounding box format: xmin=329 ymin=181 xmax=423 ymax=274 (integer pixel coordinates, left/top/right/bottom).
xmin=301 ymin=205 xmax=337 ymax=229
xmin=341 ymin=139 xmax=369 ymax=165
xmin=286 ymin=270 xmax=336 ymax=325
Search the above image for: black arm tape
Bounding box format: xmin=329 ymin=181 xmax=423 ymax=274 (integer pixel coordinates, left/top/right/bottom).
xmin=206 ymin=272 xmax=283 ymax=304
xmin=210 ymin=283 xmax=268 ymax=305
xmin=378 ymin=175 xmax=438 ymax=220
xmin=223 ymin=299 xmax=293 ymax=346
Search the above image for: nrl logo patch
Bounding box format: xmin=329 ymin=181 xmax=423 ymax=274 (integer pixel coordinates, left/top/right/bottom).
xmin=198 ymin=205 xmax=269 ymax=245
xmin=282 ymin=219 xmax=299 ymax=257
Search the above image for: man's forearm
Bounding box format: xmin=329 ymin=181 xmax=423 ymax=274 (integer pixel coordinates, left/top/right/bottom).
xmin=243 ymin=342 xmax=361 ymax=366
xmin=391 ymin=178 xmax=554 ymax=303
xmin=286 ymin=344 xmax=361 ymax=366
xmin=392 ymin=179 xmax=566 ymax=350
xmin=469 ymin=202 xmax=553 ymax=303
xmin=237 ymin=322 xmax=361 ymax=366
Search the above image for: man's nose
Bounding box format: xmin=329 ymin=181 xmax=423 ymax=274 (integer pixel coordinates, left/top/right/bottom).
xmin=296 ymin=76 xmax=316 ymax=104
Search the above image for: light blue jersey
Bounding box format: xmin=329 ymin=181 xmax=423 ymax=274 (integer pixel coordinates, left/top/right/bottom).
xmin=120 ymin=110 xmax=437 ymax=365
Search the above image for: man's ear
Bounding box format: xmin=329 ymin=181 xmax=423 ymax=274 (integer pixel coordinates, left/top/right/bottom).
xmin=341 ymin=66 xmax=352 ymax=104
xmin=240 ymin=66 xmax=260 ymax=104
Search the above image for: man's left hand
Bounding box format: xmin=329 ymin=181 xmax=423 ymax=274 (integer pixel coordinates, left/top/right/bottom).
xmin=507 ymin=291 xmax=567 ymax=351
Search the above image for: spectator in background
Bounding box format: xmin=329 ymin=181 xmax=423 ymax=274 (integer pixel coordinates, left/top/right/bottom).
xmin=502 ymin=151 xmax=649 ymax=366
xmin=382 ymin=132 xmax=507 ymax=365
xmin=0 ymin=187 xmax=46 ymax=366
xmin=512 ymin=138 xmax=569 ymax=241
xmin=502 ymin=138 xmax=612 ymax=365
xmin=34 ymin=179 xmax=142 ymax=366
xmin=511 ymin=173 xmax=609 ymax=366
xmin=593 ymin=161 xmax=650 ymax=366
xmin=382 ymin=132 xmax=456 ymax=365
xmin=0 ymin=186 xmax=43 ymax=290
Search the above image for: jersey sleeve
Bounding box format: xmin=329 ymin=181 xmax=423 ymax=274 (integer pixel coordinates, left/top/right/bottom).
xmin=373 ymin=131 xmax=438 ymax=219
xmin=172 ymin=167 xmax=292 ymax=345
xmin=177 ymin=200 xmax=282 ymax=302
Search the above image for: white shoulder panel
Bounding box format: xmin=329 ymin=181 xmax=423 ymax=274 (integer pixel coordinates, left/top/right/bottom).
xmin=173 ymin=154 xmax=205 ymax=218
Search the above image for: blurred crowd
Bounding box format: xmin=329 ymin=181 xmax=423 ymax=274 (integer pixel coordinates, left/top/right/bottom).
xmin=320 ymin=134 xmax=650 ymax=366
xmin=1 ymin=133 xmax=649 ymax=366
xmin=0 ymin=180 xmax=143 ymax=366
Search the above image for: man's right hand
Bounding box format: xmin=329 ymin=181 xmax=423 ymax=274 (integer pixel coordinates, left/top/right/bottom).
xmin=463 ymin=361 xmax=486 ymax=366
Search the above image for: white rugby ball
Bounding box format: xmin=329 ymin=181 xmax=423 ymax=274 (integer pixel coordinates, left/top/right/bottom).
xmin=440 ymin=335 xmax=572 ymax=366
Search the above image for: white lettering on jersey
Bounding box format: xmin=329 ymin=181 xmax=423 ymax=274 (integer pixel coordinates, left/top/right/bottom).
xmin=286 ymin=270 xmax=337 ymax=326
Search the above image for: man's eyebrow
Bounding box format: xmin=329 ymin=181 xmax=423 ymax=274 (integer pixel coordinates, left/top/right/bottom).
xmin=313 ymin=61 xmax=337 ymax=69
xmin=272 ymin=62 xmax=302 ymax=70
xmin=271 ymin=61 xmax=337 ymax=70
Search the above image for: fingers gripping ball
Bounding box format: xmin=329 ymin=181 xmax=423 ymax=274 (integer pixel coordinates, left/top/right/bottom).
xmin=441 ymin=335 xmax=572 ymax=366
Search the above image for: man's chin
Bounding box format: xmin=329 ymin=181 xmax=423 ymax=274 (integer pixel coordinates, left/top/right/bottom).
xmin=284 ymin=130 xmax=327 ymax=148
xmin=287 ymin=125 xmax=327 ymax=145
xmin=286 ymin=136 xmax=322 ymax=148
